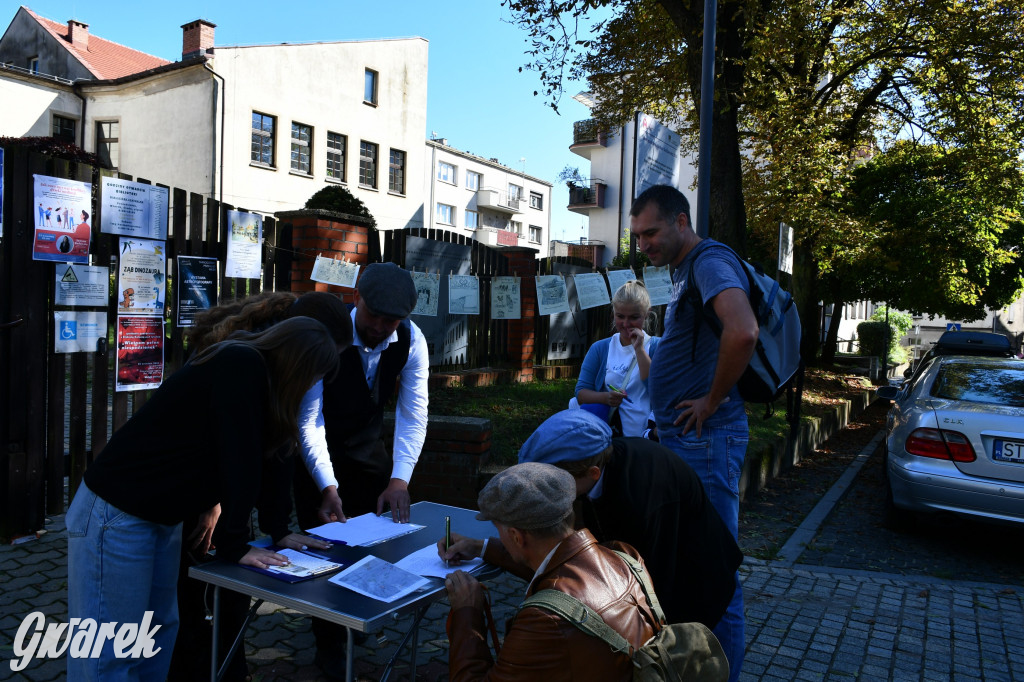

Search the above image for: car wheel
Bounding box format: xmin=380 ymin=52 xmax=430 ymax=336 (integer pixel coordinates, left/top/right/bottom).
xmin=882 ymin=451 xmax=911 ymax=531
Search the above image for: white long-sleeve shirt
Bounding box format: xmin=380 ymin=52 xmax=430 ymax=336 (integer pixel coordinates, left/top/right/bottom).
xmin=298 ymin=312 xmax=430 ymax=491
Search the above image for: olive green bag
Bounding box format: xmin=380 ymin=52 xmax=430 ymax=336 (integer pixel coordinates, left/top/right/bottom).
xmin=517 ymin=551 xmax=729 ymax=682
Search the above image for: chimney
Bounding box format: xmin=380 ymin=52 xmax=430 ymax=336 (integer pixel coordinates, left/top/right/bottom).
xmin=67 ymin=20 xmax=88 ymax=50
xmin=181 ymin=19 xmax=216 ymax=60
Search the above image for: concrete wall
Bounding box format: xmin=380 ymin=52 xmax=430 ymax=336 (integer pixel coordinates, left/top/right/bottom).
xmin=0 ymin=72 xmax=80 ymax=139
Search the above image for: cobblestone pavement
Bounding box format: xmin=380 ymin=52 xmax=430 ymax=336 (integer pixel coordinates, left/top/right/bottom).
xmin=3 ymin=426 xmax=1023 ymax=681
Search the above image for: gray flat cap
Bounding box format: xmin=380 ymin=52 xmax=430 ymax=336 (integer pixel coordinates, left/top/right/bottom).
xmin=357 ymin=263 xmax=417 ymax=319
xmin=476 ymin=463 xmax=576 ymax=530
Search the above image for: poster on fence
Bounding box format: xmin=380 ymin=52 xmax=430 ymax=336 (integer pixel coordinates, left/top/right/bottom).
xmin=491 ymin=276 xmax=521 ymax=320
xmin=32 ymin=174 xmax=92 ymax=263
xmin=224 ymin=210 xmax=263 ymax=279
xmin=115 ymin=316 xmax=164 ymax=391
xmin=642 ymin=265 xmax=674 ymax=306
xmin=100 ymin=177 xmax=169 ymax=240
xmin=54 ymin=310 xmax=107 ymax=354
xmin=448 ymin=275 xmax=480 ymax=315
xmin=117 ymin=238 xmax=166 ymax=315
xmin=572 ymin=273 xmax=611 ymax=310
xmin=311 ymin=255 xmax=359 ymax=288
xmin=55 ymin=264 xmax=109 ymax=307
xmin=536 ymin=275 xmax=570 ymax=316
xmin=177 ymin=256 xmax=219 ymax=327
xmin=606 ymin=268 xmax=636 ymax=296
xmin=411 ymin=272 xmax=440 ymax=317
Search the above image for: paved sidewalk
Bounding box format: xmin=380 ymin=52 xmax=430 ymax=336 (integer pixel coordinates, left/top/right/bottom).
xmin=2 ymin=434 xmax=1022 ymax=681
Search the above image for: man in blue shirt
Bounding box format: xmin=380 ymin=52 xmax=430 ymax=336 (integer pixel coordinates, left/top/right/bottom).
xmin=630 ymin=184 xmax=757 ymax=682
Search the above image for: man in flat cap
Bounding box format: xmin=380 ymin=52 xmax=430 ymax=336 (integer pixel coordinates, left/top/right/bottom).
xmin=445 ymin=462 xmax=661 ymax=681
xmin=293 ymin=262 xmax=429 ymax=676
xmin=443 ymin=409 xmax=741 ymax=630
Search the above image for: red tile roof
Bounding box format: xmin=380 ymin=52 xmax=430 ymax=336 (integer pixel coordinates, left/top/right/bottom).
xmin=25 ymin=7 xmax=171 ymax=80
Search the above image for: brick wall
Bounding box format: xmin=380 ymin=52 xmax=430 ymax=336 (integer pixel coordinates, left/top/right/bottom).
xmin=501 ymin=248 xmax=538 ymax=382
xmin=277 ymin=209 xmax=373 ymax=302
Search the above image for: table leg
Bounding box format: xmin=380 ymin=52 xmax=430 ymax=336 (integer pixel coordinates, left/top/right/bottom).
xmin=345 ymin=627 xmax=354 ymax=682
xmin=378 ymin=604 xmax=430 ymax=682
xmin=210 ymin=586 xmax=220 ymax=682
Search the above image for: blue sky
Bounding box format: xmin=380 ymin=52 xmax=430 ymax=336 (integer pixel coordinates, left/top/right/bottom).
xmin=20 ymin=0 xmax=595 ymax=242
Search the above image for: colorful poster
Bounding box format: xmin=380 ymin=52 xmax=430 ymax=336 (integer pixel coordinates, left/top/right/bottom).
xmin=311 ymin=255 xmax=360 ymax=287
xmin=572 ymin=273 xmax=611 ymax=310
xmin=536 ymin=275 xmax=570 ymax=316
xmin=55 ymin=264 xmax=109 ymax=307
xmin=411 ymin=271 xmax=440 ymax=317
xmin=115 ymin=316 xmax=164 ymax=391
xmin=490 ymin=276 xmax=521 ymax=320
xmin=32 ymin=174 xmax=92 ymax=263
xmin=54 ymin=311 xmax=107 ymax=354
xmin=117 ymin=238 xmax=166 ymax=315
xmin=448 ymin=274 xmax=480 ymax=315
xmin=177 ymin=256 xmax=219 ymax=327
xmin=224 ymin=210 xmax=263 ymax=279
xmin=606 ymin=268 xmax=636 ymax=297
xmin=643 ymin=265 xmax=674 ymax=306
xmin=100 ymin=177 xmax=169 ymax=240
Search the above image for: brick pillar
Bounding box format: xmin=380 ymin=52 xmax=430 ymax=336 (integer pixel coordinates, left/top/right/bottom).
xmin=501 ymin=248 xmax=538 ymax=382
xmin=275 ymin=209 xmax=374 ymax=302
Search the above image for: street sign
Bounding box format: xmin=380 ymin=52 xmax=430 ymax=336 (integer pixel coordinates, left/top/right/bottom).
xmin=946 ymin=323 xmax=961 ymax=331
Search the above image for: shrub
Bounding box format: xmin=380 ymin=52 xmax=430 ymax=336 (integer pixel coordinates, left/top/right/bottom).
xmin=304 ymin=185 xmax=376 ymax=228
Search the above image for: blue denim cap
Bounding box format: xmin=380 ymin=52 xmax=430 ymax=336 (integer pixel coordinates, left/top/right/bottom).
xmin=518 ymin=409 xmax=613 ymax=465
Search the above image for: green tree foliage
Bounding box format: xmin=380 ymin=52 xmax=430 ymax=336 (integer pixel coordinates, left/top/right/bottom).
xmin=503 ymin=0 xmax=1024 ymax=362
xmin=304 ymin=185 xmax=376 ymax=228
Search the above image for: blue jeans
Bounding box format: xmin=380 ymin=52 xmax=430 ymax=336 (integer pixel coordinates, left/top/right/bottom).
xmin=662 ymin=422 xmax=748 ymax=682
xmin=66 ymin=482 xmax=182 ymax=681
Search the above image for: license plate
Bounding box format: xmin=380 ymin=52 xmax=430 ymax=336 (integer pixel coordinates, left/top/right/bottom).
xmin=993 ymin=439 xmax=1024 ymax=463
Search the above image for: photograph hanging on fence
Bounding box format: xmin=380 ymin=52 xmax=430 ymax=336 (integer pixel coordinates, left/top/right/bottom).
xmin=177 ymin=256 xmax=219 ymax=327
xmin=411 ymin=271 xmax=440 ymax=317
xmin=224 ymin=209 xmax=263 ymax=279
xmin=32 ymin=174 xmax=92 ymax=264
xmin=54 ymin=310 xmax=107 ymax=354
xmin=117 ymin=237 xmax=166 ymax=315
xmin=115 ymin=316 xmax=165 ymax=392
xmin=572 ymin=272 xmax=611 ymax=310
xmin=606 ymin=268 xmax=636 ymax=296
xmin=311 ymin=255 xmax=359 ymax=288
xmin=55 ymin=264 xmax=109 ymax=308
xmin=490 ymin=276 xmax=521 ymax=320
xmin=100 ymin=176 xmax=169 ymax=240
xmin=643 ymin=265 xmax=674 ymax=305
xmin=536 ymin=275 xmax=570 ymax=316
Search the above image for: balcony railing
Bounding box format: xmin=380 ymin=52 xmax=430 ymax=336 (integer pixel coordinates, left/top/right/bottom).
xmin=572 ymin=119 xmax=607 ymax=146
xmin=476 ymin=187 xmax=523 ymax=214
xmin=567 ymin=182 xmax=607 ymax=213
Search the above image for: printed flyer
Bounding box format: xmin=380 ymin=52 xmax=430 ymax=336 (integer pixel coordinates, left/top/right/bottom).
xmin=224 ymin=210 xmax=263 ymax=279
xmin=32 ymin=175 xmax=92 ymax=263
xmin=54 ymin=311 xmax=107 ymax=354
xmin=117 ymin=238 xmax=166 ymax=315
xmin=115 ymin=316 xmax=164 ymax=391
xmin=55 ymin=265 xmax=109 ymax=307
xmin=176 ymin=256 xmax=219 ymax=327
xmin=100 ymin=176 xmax=169 ymax=240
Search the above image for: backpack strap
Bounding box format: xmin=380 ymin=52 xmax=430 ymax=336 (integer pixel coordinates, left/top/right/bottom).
xmin=611 ymin=550 xmax=668 ymax=627
xmin=518 ymin=589 xmax=634 ymax=656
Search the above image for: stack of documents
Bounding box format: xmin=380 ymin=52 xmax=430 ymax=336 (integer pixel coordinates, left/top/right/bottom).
xmin=307 ymin=513 xmax=425 ymax=547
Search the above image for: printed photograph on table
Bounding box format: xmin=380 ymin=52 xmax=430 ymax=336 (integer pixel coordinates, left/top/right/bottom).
xmin=311 ymin=255 xmax=359 ymax=288
xmin=32 ymin=174 xmax=92 ymax=263
xmin=117 ymin=238 xmax=166 ymax=314
xmin=536 ymin=275 xmax=570 ymax=316
xmin=642 ymin=265 xmax=674 ymax=305
xmin=490 ymin=276 xmax=521 ymax=319
xmin=54 ymin=311 xmax=107 ymax=354
xmin=448 ymin=274 xmax=480 ymax=315
xmin=411 ymin=271 xmax=440 ymax=316
xmin=55 ymin=265 xmax=109 ymax=308
xmin=606 ymin=268 xmax=636 ymax=295
xmin=115 ymin=316 xmax=164 ymax=391
xmin=99 ymin=176 xmax=169 ymax=240
xmin=572 ymin=272 xmax=611 ymax=310
xmin=224 ymin=209 xmax=263 ymax=279
xmin=176 ymin=256 xmax=218 ymax=327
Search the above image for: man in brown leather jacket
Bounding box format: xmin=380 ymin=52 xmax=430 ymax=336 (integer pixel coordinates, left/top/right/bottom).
xmin=443 ymin=462 xmax=661 ymax=682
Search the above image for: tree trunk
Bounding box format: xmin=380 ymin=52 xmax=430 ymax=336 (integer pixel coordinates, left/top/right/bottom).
xmin=793 ymin=244 xmax=821 ymax=365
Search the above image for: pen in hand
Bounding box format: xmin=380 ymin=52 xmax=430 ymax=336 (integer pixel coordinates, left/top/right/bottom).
xmin=608 ymin=384 xmax=633 ymax=403
xmin=445 ymin=516 xmax=451 ymax=568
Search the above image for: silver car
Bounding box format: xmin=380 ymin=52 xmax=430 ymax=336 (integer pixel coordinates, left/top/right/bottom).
xmin=877 ymin=354 xmax=1024 ymax=526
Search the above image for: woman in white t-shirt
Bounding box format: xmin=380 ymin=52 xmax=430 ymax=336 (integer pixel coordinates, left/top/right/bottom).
xmin=574 ymin=280 xmax=660 ymax=437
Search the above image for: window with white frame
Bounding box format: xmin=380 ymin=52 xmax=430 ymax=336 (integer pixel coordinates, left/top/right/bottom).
xmin=359 ymin=141 xmax=378 ymax=188
xmin=28 ymin=56 xmax=39 ymax=73
xmin=466 ymin=171 xmax=481 ymax=191
xmin=529 ymin=225 xmax=542 ymax=243
xmin=508 ymin=183 xmax=523 ymax=203
xmin=326 ymin=132 xmax=346 ymax=181
xmin=389 ymin=149 xmax=406 ymax=194
xmin=436 ymin=203 xmax=455 ymax=225
xmin=437 ymin=161 xmax=456 ymax=184
xmin=364 ymin=68 xmax=378 ymax=105
xmin=290 ymin=122 xmax=312 ymax=174
xmin=511 ymin=221 xmax=523 ymax=236
xmin=251 ymin=112 xmax=275 ymax=166
xmin=465 ymin=210 xmax=479 ymax=229
xmin=530 ymin=192 xmax=543 ymax=209
xmin=52 ymin=115 xmax=75 ymax=142
xmin=96 ymin=120 xmax=120 ymax=169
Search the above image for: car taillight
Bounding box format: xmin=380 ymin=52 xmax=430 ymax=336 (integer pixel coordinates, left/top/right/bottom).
xmin=905 ymin=428 xmax=976 ymax=462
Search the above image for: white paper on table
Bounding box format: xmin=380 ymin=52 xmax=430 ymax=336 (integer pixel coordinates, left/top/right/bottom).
xmin=328 ymin=555 xmax=431 ymax=602
xmin=306 ymin=513 xmax=425 ymax=547
xmin=262 ymin=548 xmax=343 ymax=578
xmin=394 ymin=543 xmax=484 ymax=579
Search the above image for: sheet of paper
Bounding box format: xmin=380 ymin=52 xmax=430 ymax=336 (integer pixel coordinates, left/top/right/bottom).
xmin=263 ymin=548 xmax=343 ymax=578
xmin=306 ymin=513 xmax=425 ymax=547
xmin=394 ymin=543 xmax=484 ymax=579
xmin=328 ymin=555 xmax=431 ymax=602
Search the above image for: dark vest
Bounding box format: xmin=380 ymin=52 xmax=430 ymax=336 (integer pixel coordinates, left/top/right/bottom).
xmin=321 ymin=320 xmax=412 ymax=467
